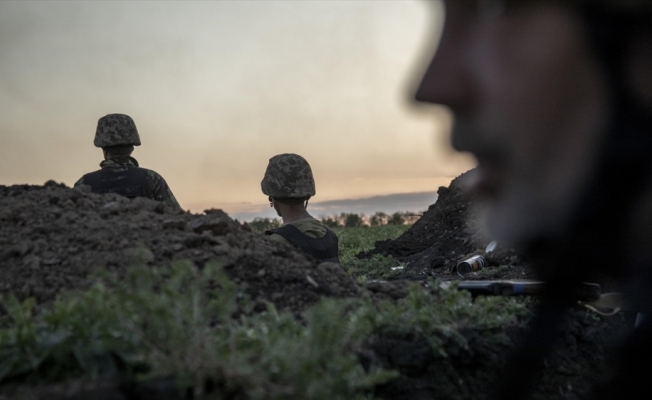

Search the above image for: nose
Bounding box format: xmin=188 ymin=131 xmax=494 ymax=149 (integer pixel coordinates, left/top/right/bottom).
xmin=414 ymin=14 xmax=473 ymax=114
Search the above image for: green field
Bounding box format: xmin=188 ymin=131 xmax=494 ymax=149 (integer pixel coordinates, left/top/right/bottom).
xmin=333 ymin=225 xmax=410 ymax=282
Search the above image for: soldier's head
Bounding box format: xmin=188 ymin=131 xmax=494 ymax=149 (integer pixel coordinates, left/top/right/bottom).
xmin=416 ymin=1 xmax=652 ymax=247
xmin=261 ymin=153 xmax=316 ymax=216
xmin=94 ymin=114 xmax=141 ymax=159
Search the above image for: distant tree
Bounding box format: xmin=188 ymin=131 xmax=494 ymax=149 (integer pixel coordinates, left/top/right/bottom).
xmin=404 ymin=212 xmax=424 ymax=224
xmin=249 ymin=217 xmax=282 ymax=232
xmin=387 ymin=212 xmax=406 ymax=225
xmin=321 ymin=216 xmax=340 ymax=228
xmin=344 ymin=213 xmax=365 ymax=228
xmin=369 ymin=212 xmax=388 ymax=226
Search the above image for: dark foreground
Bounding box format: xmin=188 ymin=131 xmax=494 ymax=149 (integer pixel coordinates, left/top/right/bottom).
xmin=0 ymin=176 xmax=630 ymax=399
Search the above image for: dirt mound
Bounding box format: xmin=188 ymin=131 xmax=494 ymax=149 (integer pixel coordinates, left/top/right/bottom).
xmin=355 ymin=169 xmax=629 ymax=398
xmin=0 ymin=182 xmax=359 ymax=315
xmin=359 ymin=169 xmax=529 ymax=281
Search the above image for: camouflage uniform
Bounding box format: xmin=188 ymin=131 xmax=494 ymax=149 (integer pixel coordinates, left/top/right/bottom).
xmin=74 ymin=156 xmax=181 ymax=210
xmin=266 ymin=216 xmax=339 ymax=263
xmin=75 ymin=113 xmax=181 ymax=211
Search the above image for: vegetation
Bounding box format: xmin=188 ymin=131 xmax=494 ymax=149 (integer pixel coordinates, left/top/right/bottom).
xmin=247 ymin=212 xmax=418 ymax=233
xmin=0 ymin=261 xmax=529 ymax=397
xmin=248 ymin=217 xmax=282 ymax=232
xmin=341 ymin=254 xmax=405 ymax=283
xmin=0 ymin=262 xmax=395 ymax=398
xmin=247 ymin=213 xmax=412 ymax=282
xmin=333 ymin=225 xmax=409 ymax=263
xmin=319 ymin=212 xmax=418 ymax=228
xmin=333 ymin=225 xmax=410 ymax=282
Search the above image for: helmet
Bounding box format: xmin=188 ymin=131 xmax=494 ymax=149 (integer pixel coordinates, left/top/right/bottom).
xmin=93 ymin=114 xmax=141 ymax=148
xmin=261 ymin=154 xmax=316 ymax=198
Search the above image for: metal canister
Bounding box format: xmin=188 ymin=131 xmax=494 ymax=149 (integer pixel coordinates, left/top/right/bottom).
xmin=457 ymin=255 xmax=486 ymax=277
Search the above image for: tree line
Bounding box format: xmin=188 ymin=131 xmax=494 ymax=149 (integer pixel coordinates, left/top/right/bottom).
xmin=248 ymin=211 xmax=421 ymax=232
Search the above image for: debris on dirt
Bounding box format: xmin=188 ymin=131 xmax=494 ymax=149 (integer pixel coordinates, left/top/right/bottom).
xmin=353 ymin=169 xmax=630 ymax=399
xmin=358 ymin=169 xmax=531 ymax=281
xmin=0 ymin=182 xmax=359 ymax=316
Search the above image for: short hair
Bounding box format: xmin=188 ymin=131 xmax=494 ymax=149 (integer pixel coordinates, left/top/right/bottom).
xmin=102 ymin=144 xmax=134 ymax=156
xmin=273 ymin=197 xmax=310 ymax=206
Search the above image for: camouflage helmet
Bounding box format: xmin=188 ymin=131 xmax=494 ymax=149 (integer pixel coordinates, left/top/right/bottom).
xmin=93 ymin=114 xmax=141 ymax=148
xmin=261 ymin=154 xmax=316 ymax=198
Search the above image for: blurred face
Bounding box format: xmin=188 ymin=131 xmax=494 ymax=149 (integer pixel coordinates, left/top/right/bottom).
xmin=416 ymin=1 xmax=611 ymax=244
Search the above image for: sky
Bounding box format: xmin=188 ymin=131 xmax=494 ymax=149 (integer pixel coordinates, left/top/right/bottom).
xmin=0 ymin=1 xmax=475 ymax=218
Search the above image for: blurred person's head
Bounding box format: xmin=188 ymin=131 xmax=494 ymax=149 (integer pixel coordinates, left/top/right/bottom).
xmin=416 ymin=4 xmax=652 ymax=396
xmin=416 ymin=1 xmax=652 ymax=249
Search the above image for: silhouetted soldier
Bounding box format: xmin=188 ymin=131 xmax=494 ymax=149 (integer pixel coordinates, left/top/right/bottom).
xmin=415 ymin=1 xmax=652 ymax=398
xmin=261 ymin=153 xmax=339 ymax=263
xmin=75 ymin=114 xmax=181 ymax=211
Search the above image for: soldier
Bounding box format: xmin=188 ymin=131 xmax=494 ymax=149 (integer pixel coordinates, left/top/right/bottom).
xmin=261 ymin=153 xmax=339 ymax=263
xmin=415 ymin=1 xmax=652 ymax=399
xmin=74 ymin=113 xmax=181 ymax=211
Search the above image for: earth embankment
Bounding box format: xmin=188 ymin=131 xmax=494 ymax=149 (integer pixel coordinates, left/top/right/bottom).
xmin=0 ymin=178 xmax=629 ymax=400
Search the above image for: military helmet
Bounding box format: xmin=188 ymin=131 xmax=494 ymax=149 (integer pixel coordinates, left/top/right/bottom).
xmin=93 ymin=114 xmax=141 ymax=148
xmin=261 ymin=153 xmax=316 ymax=198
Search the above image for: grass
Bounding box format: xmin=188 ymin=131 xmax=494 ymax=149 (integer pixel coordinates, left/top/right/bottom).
xmin=333 ymin=225 xmax=410 ymax=282
xmin=332 ymin=225 xmax=410 ymax=263
xmin=0 ymin=262 xmax=395 ymax=399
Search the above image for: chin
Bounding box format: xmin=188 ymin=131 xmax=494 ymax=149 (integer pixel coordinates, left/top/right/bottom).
xmin=478 ymin=193 xmax=568 ymax=247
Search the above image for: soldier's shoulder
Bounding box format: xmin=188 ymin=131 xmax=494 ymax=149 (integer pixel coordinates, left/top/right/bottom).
xmin=74 ymin=169 xmax=102 ymax=187
xmin=74 ymin=170 xmax=98 ymax=185
xmin=268 ymin=233 xmax=292 ymax=246
xmin=144 ymin=168 xmax=167 ymax=181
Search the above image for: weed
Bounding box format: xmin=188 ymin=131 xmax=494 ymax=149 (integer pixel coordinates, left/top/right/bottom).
xmin=333 ymin=226 xmax=409 ymax=264
xmin=0 ymin=262 xmax=396 ymax=399
xmin=248 ymin=218 xmax=282 ymax=232
xmin=333 ymin=225 xmax=410 ymax=282
xmin=359 ymin=280 xmax=530 ymax=357
xmin=343 ymin=255 xmax=405 ymax=283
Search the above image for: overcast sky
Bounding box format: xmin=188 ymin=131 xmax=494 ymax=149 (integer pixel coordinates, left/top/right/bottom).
xmin=0 ymin=1 xmax=475 ymax=215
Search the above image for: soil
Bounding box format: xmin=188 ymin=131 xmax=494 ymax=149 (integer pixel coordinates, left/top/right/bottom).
xmin=0 ymin=177 xmax=630 ymax=399
xmin=358 ymin=169 xmax=630 ymax=399
xmin=0 ymin=182 xmax=359 ymax=317
xmin=358 ymin=169 xmax=531 ymax=282
xmin=370 ymin=308 xmax=626 ymax=400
